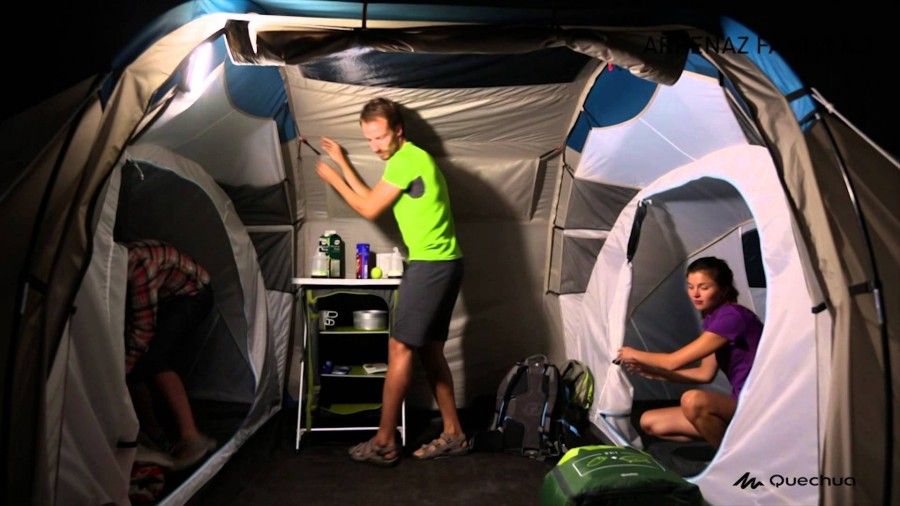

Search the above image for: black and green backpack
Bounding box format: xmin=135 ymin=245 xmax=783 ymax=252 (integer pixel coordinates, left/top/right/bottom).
xmin=540 ymin=445 xmax=704 ymax=506
xmin=556 ymin=359 xmax=594 ymax=452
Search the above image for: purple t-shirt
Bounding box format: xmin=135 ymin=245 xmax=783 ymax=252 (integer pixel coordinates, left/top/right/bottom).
xmin=703 ymin=303 xmax=763 ymax=400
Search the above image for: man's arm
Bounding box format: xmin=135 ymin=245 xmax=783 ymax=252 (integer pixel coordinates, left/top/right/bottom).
xmin=320 ymin=136 xmax=371 ymax=198
xmin=316 ymin=161 xmax=400 ymax=220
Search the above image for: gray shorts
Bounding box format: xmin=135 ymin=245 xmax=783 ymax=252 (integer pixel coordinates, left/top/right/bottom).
xmin=393 ymin=259 xmax=464 ymax=348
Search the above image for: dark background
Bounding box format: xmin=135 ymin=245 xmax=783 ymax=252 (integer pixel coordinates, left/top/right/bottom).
xmin=3 ymin=2 xmax=896 ymax=156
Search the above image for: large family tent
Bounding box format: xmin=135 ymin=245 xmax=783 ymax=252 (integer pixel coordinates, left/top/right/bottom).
xmin=1 ymin=2 xmax=896 ymax=505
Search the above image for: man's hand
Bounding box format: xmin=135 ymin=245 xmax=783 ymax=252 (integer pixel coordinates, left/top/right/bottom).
xmin=315 ymin=160 xmax=343 ymax=186
xmin=320 ymin=136 xmax=348 ymax=166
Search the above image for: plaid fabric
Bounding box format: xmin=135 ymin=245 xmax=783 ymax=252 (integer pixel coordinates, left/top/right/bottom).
xmin=125 ymin=240 xmax=211 ymax=374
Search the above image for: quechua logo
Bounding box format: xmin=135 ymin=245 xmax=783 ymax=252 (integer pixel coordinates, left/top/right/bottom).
xmin=733 ymin=472 xmax=765 ymax=490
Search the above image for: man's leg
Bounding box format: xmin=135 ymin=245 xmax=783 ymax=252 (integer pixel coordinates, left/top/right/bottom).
xmin=418 ymin=340 xmax=463 ymax=437
xmin=680 ymin=389 xmax=737 ymax=448
xmin=373 ymin=337 xmax=415 ymax=447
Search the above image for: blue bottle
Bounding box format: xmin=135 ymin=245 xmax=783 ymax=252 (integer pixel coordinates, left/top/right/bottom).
xmin=356 ymin=243 xmax=371 ymax=279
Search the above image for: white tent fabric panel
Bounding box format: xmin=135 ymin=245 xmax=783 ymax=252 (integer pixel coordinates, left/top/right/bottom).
xmin=52 ymin=171 xmax=138 ymax=505
xmin=574 ymin=72 xmax=748 ymax=187
xmin=558 ymin=294 xmax=584 ymax=358
xmin=141 ymin=65 xmax=287 ymax=187
xmin=127 ymin=143 xmax=269 ymax=384
xmin=575 ymin=145 xmax=820 ymax=505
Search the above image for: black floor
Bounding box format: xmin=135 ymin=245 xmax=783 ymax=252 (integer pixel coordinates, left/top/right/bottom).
xmin=158 ymin=397 xmax=715 ymax=505
xmin=187 ymin=401 xmax=558 ymax=505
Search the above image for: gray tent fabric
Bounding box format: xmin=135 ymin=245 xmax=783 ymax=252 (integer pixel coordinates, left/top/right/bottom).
xmin=555 ymin=171 xmax=639 ymax=230
xmin=548 ymin=230 xmax=607 ymax=295
xmin=221 ymin=183 xmax=293 ymax=226
xmin=704 ymin=49 xmax=899 ymax=505
xmin=804 ymin=112 xmax=900 ymax=506
xmin=249 ymin=229 xmax=295 ymax=292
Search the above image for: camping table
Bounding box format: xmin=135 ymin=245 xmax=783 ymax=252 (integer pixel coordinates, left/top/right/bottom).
xmin=291 ymin=277 xmax=404 ymax=450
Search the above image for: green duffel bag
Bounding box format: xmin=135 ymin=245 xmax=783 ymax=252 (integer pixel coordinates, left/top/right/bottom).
xmin=540 ymin=445 xmax=704 ymax=506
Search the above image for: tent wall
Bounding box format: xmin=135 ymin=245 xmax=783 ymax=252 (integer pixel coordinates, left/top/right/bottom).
xmin=284 ymin=65 xmax=595 ymax=403
xmin=579 ymin=146 xmax=822 ymax=504
xmin=49 ymin=170 xmax=137 ymax=506
xmin=804 ymin=113 xmax=900 ymax=505
xmin=705 ymin=47 xmax=897 ymax=504
xmin=4 ymin=9 xmax=897 ymax=505
xmin=2 ymin=89 xmax=106 ymax=504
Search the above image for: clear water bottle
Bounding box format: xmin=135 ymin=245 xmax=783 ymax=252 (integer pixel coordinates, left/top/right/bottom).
xmin=310 ymin=251 xmax=329 ymax=278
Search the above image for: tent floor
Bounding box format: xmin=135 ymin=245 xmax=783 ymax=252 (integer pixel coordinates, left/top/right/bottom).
xmin=186 ymin=398 xmax=558 ymax=505
xmin=149 ymin=398 xmax=715 ymax=503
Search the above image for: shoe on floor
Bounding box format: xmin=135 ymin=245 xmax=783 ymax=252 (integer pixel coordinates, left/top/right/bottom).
xmin=135 ymin=444 xmax=175 ymax=468
xmin=413 ymin=432 xmax=469 ymax=459
xmin=171 ymin=434 xmax=217 ymax=471
xmin=349 ymin=437 xmax=400 ymax=467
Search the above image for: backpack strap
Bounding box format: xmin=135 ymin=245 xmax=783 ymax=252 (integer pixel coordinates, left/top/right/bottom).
xmin=491 ymin=358 xmax=528 ymax=430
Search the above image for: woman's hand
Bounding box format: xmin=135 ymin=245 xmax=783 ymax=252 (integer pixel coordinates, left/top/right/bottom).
xmin=623 ymin=361 xmax=668 ymax=380
xmin=320 ymin=136 xmax=347 ymax=165
xmin=615 ymin=346 xmax=640 ymax=365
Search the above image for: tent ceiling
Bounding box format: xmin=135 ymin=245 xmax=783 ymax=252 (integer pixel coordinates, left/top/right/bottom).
xmin=299 ymin=46 xmax=593 ymax=87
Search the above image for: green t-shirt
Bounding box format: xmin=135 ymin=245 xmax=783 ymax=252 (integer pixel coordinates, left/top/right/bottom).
xmin=382 ymin=141 xmax=462 ymax=261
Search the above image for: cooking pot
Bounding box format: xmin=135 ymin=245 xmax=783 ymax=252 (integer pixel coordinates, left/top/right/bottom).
xmin=353 ymin=310 xmax=388 ymax=330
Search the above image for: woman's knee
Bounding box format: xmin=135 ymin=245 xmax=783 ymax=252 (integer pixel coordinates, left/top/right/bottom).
xmin=680 ymin=390 xmax=707 ymax=420
xmin=640 ymin=410 xmax=661 ymax=436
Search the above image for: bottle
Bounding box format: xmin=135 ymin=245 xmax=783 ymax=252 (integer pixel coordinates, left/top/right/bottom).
xmin=318 ymin=231 xmax=333 ymax=276
xmin=311 ymin=251 xmax=329 ymax=278
xmin=388 ymin=247 xmax=404 ymax=278
xmin=327 ymin=231 xmax=344 ymax=278
xmin=356 ymin=243 xmax=371 ymax=279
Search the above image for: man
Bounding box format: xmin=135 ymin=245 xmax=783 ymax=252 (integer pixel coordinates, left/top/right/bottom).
xmin=126 ymin=239 xmax=217 ymax=470
xmin=315 ymin=98 xmax=467 ymax=465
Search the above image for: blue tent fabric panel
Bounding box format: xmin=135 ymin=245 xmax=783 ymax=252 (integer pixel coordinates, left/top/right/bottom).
xmin=684 ymin=53 xmax=719 ymax=78
xmin=566 ymin=68 xmax=657 ymax=152
xmin=298 ymin=47 xmax=591 ymax=88
xmin=225 ymin=61 xmax=297 ymax=140
xmin=567 ymin=114 xmax=592 ymax=153
xmin=719 ymin=17 xmax=816 ymax=129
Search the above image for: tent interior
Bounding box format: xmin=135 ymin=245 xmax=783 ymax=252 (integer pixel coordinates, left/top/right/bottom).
xmin=23 ymin=7 xmax=891 ymax=505
xmin=69 ymin=30 xmax=781 ymax=501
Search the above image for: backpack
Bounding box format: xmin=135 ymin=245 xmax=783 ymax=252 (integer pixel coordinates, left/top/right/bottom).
xmin=540 ymin=445 xmax=704 ymax=506
xmin=489 ymin=354 xmax=561 ymax=458
xmin=556 ymin=359 xmax=595 ymax=452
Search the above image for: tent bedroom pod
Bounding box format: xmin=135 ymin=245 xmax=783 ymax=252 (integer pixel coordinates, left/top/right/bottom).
xmin=1 ymin=3 xmax=896 ymax=506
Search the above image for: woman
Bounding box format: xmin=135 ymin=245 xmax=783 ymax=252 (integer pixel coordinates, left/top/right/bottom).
xmin=616 ymin=256 xmax=763 ymax=448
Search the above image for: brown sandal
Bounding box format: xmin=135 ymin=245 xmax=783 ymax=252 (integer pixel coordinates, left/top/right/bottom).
xmin=413 ymin=432 xmax=469 ymax=459
xmin=349 ymin=438 xmax=400 ymax=467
